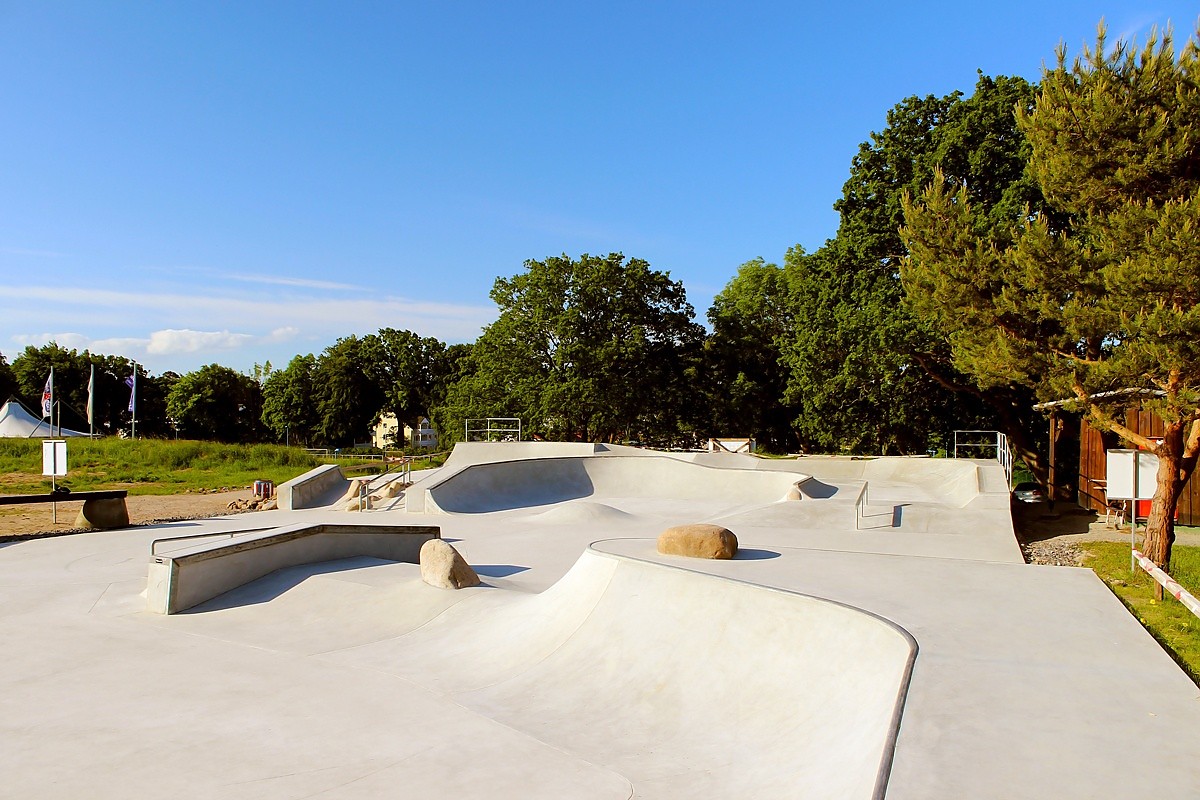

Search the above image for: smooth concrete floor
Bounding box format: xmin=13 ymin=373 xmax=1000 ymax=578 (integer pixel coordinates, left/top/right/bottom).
xmin=1 ymin=449 xmax=1199 ymax=798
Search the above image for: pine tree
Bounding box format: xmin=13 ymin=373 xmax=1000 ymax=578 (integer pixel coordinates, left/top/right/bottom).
xmin=902 ymin=24 xmax=1200 ymax=570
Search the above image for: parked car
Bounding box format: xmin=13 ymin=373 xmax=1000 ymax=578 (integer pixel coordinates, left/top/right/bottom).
xmin=1011 ymin=481 xmax=1044 ymax=503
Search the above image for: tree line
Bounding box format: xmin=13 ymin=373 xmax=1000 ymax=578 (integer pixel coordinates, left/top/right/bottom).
xmin=3 ymin=23 xmax=1195 ymax=569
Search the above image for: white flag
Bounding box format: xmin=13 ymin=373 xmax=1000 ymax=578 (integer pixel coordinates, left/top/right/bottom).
xmin=41 ymin=369 xmax=53 ymax=418
xmin=87 ymin=365 xmax=95 ymax=427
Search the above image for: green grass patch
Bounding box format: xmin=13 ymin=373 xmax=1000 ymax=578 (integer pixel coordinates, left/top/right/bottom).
xmin=0 ymin=438 xmax=319 ymax=495
xmin=1082 ymin=542 xmax=1200 ymax=684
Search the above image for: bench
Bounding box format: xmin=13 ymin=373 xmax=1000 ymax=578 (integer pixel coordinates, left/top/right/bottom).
xmin=0 ymin=490 xmax=130 ymax=528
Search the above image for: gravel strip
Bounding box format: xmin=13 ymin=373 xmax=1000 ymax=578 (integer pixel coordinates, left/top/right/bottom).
xmin=1021 ymin=539 xmax=1086 ymax=567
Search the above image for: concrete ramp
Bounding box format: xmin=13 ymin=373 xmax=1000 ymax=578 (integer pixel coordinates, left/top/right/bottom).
xmin=423 ymin=455 xmax=809 ymax=513
xmin=333 ymin=548 xmax=916 ymax=798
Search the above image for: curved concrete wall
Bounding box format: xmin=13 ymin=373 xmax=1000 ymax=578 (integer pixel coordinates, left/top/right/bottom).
xmin=349 ymin=549 xmax=916 ymax=799
xmin=678 ymin=452 xmax=999 ymax=508
xmin=424 ymin=455 xmax=809 ymax=513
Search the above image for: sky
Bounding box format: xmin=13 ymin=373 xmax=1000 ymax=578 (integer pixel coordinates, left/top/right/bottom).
xmin=1 ymin=1 xmax=1196 ymax=375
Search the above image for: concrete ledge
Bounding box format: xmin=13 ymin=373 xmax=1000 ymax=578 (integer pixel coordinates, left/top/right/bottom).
xmin=147 ymin=523 xmax=439 ymax=614
xmin=277 ymin=464 xmax=347 ymax=510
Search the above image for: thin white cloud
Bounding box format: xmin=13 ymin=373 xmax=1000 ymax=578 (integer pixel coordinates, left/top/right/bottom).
xmin=146 ymin=329 xmax=254 ymax=355
xmin=0 ymin=285 xmax=494 ymax=338
xmin=1 ymin=284 xmax=495 ymax=372
xmin=91 ymin=336 xmax=151 ymax=353
xmin=265 ymin=326 xmax=300 ymax=342
xmin=224 ymin=273 xmax=364 ymax=291
xmin=11 ymin=332 xmax=92 ymax=350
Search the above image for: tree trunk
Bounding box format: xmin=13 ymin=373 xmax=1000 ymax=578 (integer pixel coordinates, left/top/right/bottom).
xmin=1143 ymin=421 xmax=1190 ymax=571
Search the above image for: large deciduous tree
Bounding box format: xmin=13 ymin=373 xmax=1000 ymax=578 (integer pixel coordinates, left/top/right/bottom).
xmin=368 ymin=329 xmax=448 ymax=445
xmin=443 ymin=253 xmax=704 ymax=444
xmin=781 ymin=73 xmax=1043 ymax=457
xmin=261 ymin=354 xmax=321 ymax=446
xmin=167 ymin=364 xmax=265 ymax=443
xmin=902 ymin=26 xmax=1200 ymax=569
xmin=702 ymin=257 xmax=800 ymax=452
xmin=314 ymin=335 xmax=384 ymax=447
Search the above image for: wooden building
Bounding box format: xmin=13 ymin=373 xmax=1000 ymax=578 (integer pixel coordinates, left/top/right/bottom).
xmin=1076 ymin=410 xmax=1200 ymax=526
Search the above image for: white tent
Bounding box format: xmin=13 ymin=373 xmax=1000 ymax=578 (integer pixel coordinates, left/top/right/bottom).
xmin=0 ymin=400 xmax=89 ymax=438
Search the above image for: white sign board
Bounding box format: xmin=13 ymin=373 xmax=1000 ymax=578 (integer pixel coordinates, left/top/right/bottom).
xmin=1105 ymin=449 xmax=1157 ymax=500
xmin=42 ymin=439 xmax=67 ymax=477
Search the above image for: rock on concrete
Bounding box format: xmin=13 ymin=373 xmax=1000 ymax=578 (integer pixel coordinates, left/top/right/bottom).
xmin=657 ymin=523 xmax=738 ymax=559
xmin=420 ymin=539 xmax=481 ymax=589
xmin=784 ymin=483 xmax=804 ymax=501
xmin=74 ymin=498 xmax=130 ymax=530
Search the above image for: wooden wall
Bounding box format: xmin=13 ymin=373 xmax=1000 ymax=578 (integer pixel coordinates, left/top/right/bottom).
xmin=1077 ymin=411 xmax=1200 ymax=525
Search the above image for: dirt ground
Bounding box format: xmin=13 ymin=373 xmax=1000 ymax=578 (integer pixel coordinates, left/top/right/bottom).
xmin=0 ymin=489 xmax=256 ymax=541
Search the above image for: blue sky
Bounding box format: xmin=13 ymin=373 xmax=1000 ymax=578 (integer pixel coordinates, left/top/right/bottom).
xmin=1 ymin=2 xmax=1195 ymax=374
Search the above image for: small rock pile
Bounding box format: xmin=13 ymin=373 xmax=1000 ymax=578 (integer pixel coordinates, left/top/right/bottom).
xmin=226 ymin=496 xmax=278 ymax=512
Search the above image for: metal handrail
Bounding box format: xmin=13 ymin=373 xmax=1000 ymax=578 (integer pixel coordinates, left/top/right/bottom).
xmin=953 ymin=430 xmax=1014 ymax=485
xmin=855 ymin=482 xmax=869 ymax=530
xmin=150 ymin=527 xmax=272 ymax=556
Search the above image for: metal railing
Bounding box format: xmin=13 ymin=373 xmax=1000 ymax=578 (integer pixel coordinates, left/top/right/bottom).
xmin=357 ymin=450 xmax=450 ymax=511
xmin=855 ymin=482 xmax=869 ymax=530
xmin=151 ymin=527 xmax=272 ymax=556
xmin=952 ymin=430 xmax=1013 ymax=485
xmin=465 ymin=417 xmax=521 ymax=442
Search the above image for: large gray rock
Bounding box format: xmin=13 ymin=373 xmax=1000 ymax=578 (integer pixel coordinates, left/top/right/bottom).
xmin=420 ymin=539 xmax=481 ymax=589
xmin=74 ymin=498 xmax=130 ymax=530
xmin=657 ymin=523 xmax=738 ymax=559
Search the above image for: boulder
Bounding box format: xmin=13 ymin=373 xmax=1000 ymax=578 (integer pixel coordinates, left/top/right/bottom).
xmin=784 ymin=483 xmax=804 ymax=501
xmin=74 ymin=498 xmax=130 ymax=530
xmin=344 ymin=498 xmax=363 ymax=512
xmin=420 ymin=539 xmax=481 ymax=589
xmin=657 ymin=523 xmax=738 ymax=559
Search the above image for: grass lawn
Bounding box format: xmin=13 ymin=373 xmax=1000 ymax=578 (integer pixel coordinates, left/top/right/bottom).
xmin=0 ymin=438 xmax=319 ymax=495
xmin=1081 ymin=542 xmax=1200 ymax=684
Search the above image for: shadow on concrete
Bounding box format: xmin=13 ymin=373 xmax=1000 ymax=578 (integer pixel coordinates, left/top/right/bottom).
xmin=474 ymin=564 xmax=531 ymax=577
xmin=799 ymin=479 xmax=839 ymax=499
xmin=734 ymin=548 xmax=782 ymax=560
xmin=1012 ymin=500 xmax=1102 ymax=544
xmin=182 ymin=557 xmax=391 ymax=613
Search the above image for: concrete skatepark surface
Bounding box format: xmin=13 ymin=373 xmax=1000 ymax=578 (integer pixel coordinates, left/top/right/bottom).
xmin=2 ymin=443 xmax=1199 ymax=798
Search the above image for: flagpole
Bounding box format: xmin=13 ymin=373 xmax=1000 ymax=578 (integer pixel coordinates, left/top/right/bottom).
xmin=131 ymin=371 xmax=137 ymax=439
xmin=88 ymin=364 xmax=95 ymax=438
